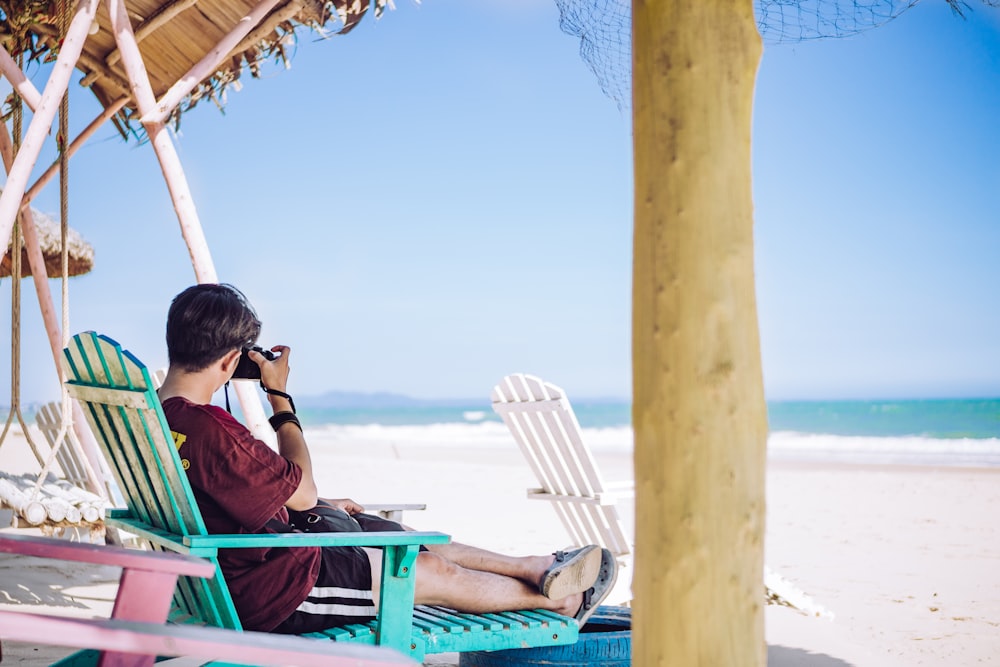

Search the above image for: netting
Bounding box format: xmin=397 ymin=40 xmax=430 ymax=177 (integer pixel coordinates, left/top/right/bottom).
xmin=553 ymin=0 xmax=1000 ymax=112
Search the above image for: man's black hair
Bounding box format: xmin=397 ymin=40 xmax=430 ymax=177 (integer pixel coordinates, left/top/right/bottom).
xmin=166 ymin=283 xmax=261 ymax=372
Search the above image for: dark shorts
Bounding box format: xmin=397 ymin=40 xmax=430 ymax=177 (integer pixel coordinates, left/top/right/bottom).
xmin=273 ymin=513 xmax=422 ymax=633
xmin=273 ymin=542 xmax=375 ymax=634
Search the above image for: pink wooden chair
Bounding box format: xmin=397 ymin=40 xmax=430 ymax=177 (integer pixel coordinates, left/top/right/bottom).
xmin=0 ymin=533 xmax=414 ymax=667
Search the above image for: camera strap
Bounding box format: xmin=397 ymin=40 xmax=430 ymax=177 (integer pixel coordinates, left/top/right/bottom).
xmin=259 ymin=383 xmax=296 ymax=414
xmin=220 ymin=381 xmax=296 ymax=417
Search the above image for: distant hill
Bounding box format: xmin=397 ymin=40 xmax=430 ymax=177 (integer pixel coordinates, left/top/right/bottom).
xmin=294 ymin=390 xmax=629 ymax=410
xmin=294 ymin=391 xmax=481 ymax=409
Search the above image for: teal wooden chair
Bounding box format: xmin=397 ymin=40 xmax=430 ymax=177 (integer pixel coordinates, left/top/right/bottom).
xmin=61 ymin=332 xmax=578 ymax=662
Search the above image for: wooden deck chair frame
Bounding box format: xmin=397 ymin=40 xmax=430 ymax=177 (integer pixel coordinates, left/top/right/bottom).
xmin=35 ymin=400 xmax=121 ymax=505
xmin=491 ymin=373 xmax=824 ymax=614
xmin=60 ymin=332 xmax=578 ymax=661
xmin=491 ymin=373 xmax=635 ymax=603
xmin=0 ymin=532 xmax=414 ymax=667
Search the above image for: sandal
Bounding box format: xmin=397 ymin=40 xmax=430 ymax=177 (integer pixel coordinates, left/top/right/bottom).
xmin=575 ymin=548 xmax=618 ymax=627
xmin=539 ymin=545 xmax=601 ymax=600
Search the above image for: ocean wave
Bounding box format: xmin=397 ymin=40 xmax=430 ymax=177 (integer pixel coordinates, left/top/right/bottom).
xmin=768 ymin=431 xmax=1000 ymax=467
xmin=306 ymin=422 xmax=1000 ymax=467
xmin=308 ymin=421 xmax=635 ymax=450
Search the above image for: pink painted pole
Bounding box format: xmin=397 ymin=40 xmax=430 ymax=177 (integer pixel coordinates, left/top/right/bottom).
xmin=140 ymin=0 xmax=284 ymax=126
xmin=0 ymin=0 xmax=100 ymax=265
xmin=106 ymin=0 xmax=273 ymax=445
xmin=105 ymin=0 xmax=216 ymax=283
xmin=0 ymin=46 xmax=42 ymax=111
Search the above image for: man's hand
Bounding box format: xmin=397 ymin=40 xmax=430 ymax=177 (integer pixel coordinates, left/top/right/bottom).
xmin=321 ymin=498 xmax=365 ymax=515
xmin=251 ymin=345 xmax=291 ymax=393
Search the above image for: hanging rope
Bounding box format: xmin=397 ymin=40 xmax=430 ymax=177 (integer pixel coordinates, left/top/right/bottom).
xmin=0 ymin=6 xmax=105 ymax=534
xmin=0 ymin=50 xmax=43 ymax=466
xmin=0 ymin=52 xmax=51 ymax=528
xmin=28 ymin=0 xmax=86 ymax=507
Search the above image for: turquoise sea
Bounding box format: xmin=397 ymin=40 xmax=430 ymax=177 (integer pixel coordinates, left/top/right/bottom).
xmin=293 ymin=397 xmax=1000 ymax=468
xmin=11 ymin=397 xmax=998 ymax=467
xmin=297 ymin=398 xmax=1000 ymax=437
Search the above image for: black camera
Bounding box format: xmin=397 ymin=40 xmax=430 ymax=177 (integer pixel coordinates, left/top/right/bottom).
xmin=231 ymin=345 xmax=276 ymax=381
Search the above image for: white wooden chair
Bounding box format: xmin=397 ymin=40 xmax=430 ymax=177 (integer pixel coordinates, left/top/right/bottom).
xmin=33 ymin=369 xmax=166 ymax=508
xmin=491 ymin=373 xmax=634 ymax=604
xmin=34 ymin=400 xmax=121 ymax=505
xmin=491 ymin=373 xmax=832 ymax=617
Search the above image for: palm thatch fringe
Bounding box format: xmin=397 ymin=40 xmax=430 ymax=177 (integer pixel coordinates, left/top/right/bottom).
xmin=0 ymin=0 xmax=392 ymax=139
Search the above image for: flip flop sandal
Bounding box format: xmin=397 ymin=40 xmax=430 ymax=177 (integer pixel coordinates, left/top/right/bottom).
xmin=575 ymin=548 xmax=619 ymax=627
xmin=539 ymin=545 xmax=602 ymax=599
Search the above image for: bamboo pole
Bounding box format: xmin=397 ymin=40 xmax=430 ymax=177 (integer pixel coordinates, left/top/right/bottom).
xmin=26 ymin=24 xmax=134 ymax=100
xmin=631 ymin=1 xmax=767 ymax=665
xmin=0 ymin=0 xmax=100 ymax=258
xmin=139 ymin=0 xmax=285 ymax=126
xmin=106 ymin=0 xmax=216 ymax=281
xmin=106 ymin=0 xmax=273 ymax=445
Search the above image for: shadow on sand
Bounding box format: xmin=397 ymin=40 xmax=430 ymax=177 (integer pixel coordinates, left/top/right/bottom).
xmin=769 ymin=644 xmax=855 ymax=666
xmin=0 ymin=553 xmax=118 ymax=609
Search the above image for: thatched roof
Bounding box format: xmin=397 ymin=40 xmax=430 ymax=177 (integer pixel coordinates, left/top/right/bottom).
xmin=0 ymin=0 xmax=387 ymax=136
xmin=1 ymin=206 xmax=94 ymax=277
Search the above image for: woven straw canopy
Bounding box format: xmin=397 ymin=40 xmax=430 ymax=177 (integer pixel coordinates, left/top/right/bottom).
xmin=0 ymin=0 xmax=386 ymax=135
xmin=1 ymin=207 xmax=94 ymax=277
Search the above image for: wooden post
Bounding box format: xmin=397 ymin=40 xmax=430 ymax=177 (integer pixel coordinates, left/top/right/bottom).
xmin=631 ymin=1 xmax=767 ymax=665
xmin=105 ymin=0 xmax=273 ymax=445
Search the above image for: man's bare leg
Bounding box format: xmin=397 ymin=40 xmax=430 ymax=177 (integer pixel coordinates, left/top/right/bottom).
xmin=366 ymin=548 xmax=582 ymax=617
xmin=424 ymin=540 xmax=556 ymax=587
xmin=391 ymin=523 xmax=586 ymax=590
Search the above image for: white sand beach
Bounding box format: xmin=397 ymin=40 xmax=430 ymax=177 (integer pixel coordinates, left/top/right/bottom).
xmin=1 ymin=425 xmax=998 ymax=666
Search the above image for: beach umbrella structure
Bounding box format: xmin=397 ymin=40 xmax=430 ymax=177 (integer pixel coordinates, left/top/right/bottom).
xmin=0 ymin=205 xmax=94 ymax=278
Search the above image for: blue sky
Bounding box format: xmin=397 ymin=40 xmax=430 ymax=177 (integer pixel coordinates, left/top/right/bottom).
xmin=2 ymin=1 xmax=999 ymax=405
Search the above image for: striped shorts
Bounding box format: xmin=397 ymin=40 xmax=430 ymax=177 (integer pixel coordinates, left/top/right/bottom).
xmin=273 ymin=544 xmax=376 ymax=633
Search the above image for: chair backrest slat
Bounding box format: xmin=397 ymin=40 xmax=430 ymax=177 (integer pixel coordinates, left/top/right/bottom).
xmin=492 ymin=373 xmax=632 ymax=560
xmin=62 ymin=332 xmax=242 ymax=631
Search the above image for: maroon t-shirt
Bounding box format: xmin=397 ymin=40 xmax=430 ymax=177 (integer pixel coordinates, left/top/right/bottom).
xmin=161 ymin=397 xmax=321 ymax=631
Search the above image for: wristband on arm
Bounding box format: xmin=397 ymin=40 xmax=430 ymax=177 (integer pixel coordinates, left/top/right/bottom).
xmin=268 ymin=410 xmax=302 ymax=433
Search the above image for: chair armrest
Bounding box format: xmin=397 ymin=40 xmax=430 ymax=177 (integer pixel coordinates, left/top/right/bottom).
xmin=183 ymin=531 xmax=450 ymax=550
xmin=106 ymin=511 xmax=449 ymax=555
xmin=363 ymin=503 xmax=427 ymax=522
xmin=527 ymin=488 xmax=633 ymax=507
xmin=0 ymin=532 xmax=214 ymax=578
xmin=603 ymin=480 xmax=635 ymax=497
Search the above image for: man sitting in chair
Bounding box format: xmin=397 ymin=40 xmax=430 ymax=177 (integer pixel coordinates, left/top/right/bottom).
xmin=157 ymin=283 xmax=617 ymax=635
